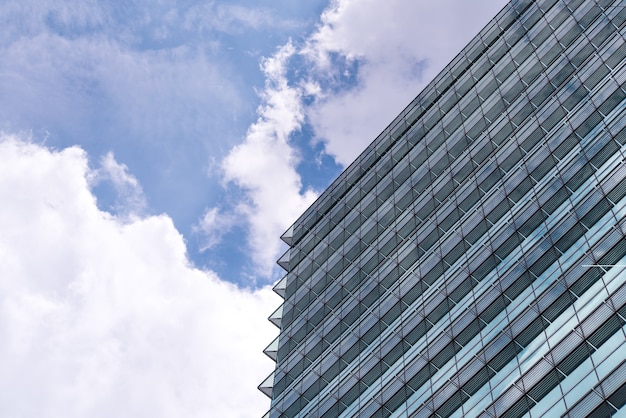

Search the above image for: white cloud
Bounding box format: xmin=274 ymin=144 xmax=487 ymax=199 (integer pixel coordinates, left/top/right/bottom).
xmin=303 ymin=0 xmax=509 ymax=165
xmin=0 ymin=134 xmax=278 ymax=417
xmin=222 ymin=43 xmax=318 ymax=276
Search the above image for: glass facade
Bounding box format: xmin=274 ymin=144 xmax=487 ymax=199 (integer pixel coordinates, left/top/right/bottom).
xmin=261 ymin=0 xmax=626 ymax=416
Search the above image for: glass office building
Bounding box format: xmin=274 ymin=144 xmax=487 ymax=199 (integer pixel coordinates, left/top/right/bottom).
xmin=261 ymin=0 xmax=626 ymax=416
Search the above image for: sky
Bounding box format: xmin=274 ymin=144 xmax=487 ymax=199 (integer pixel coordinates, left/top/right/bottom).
xmin=0 ymin=0 xmax=508 ymax=416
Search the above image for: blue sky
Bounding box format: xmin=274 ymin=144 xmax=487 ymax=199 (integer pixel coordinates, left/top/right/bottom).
xmin=0 ymin=0 xmax=507 ymax=416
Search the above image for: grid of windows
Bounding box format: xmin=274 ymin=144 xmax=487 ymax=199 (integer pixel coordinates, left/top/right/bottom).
xmin=261 ymin=0 xmax=626 ymax=417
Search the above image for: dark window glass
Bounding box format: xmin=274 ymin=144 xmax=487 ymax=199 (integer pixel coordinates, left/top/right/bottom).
xmin=580 ymin=197 xmax=611 ymax=229
xmin=518 ymin=210 xmax=544 ymax=237
xmin=486 ymin=198 xmax=511 ymax=224
xmin=562 ymin=84 xmax=588 ymax=111
xmin=481 ymin=168 xmax=504 ymax=194
xmin=504 ymin=271 xmax=534 ymax=301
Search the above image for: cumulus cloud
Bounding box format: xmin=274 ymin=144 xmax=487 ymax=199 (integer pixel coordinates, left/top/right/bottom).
xmin=0 ymin=134 xmax=278 ymax=417
xmin=222 ymin=43 xmax=318 ymax=276
xmin=303 ymin=0 xmax=509 ymax=165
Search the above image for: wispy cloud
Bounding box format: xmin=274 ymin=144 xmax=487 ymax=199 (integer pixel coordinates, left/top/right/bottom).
xmin=0 ymin=134 xmax=277 ymax=417
xmin=184 ymin=3 xmax=303 ymax=35
xmin=193 ymin=206 xmax=236 ymax=251
xmin=0 ymin=0 xmax=104 ymax=39
xmin=90 ymin=152 xmax=147 ymax=217
xmin=0 ymin=28 xmax=241 ymax=137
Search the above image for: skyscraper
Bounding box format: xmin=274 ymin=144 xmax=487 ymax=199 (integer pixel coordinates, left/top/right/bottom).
xmin=261 ymin=0 xmax=626 ymax=416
